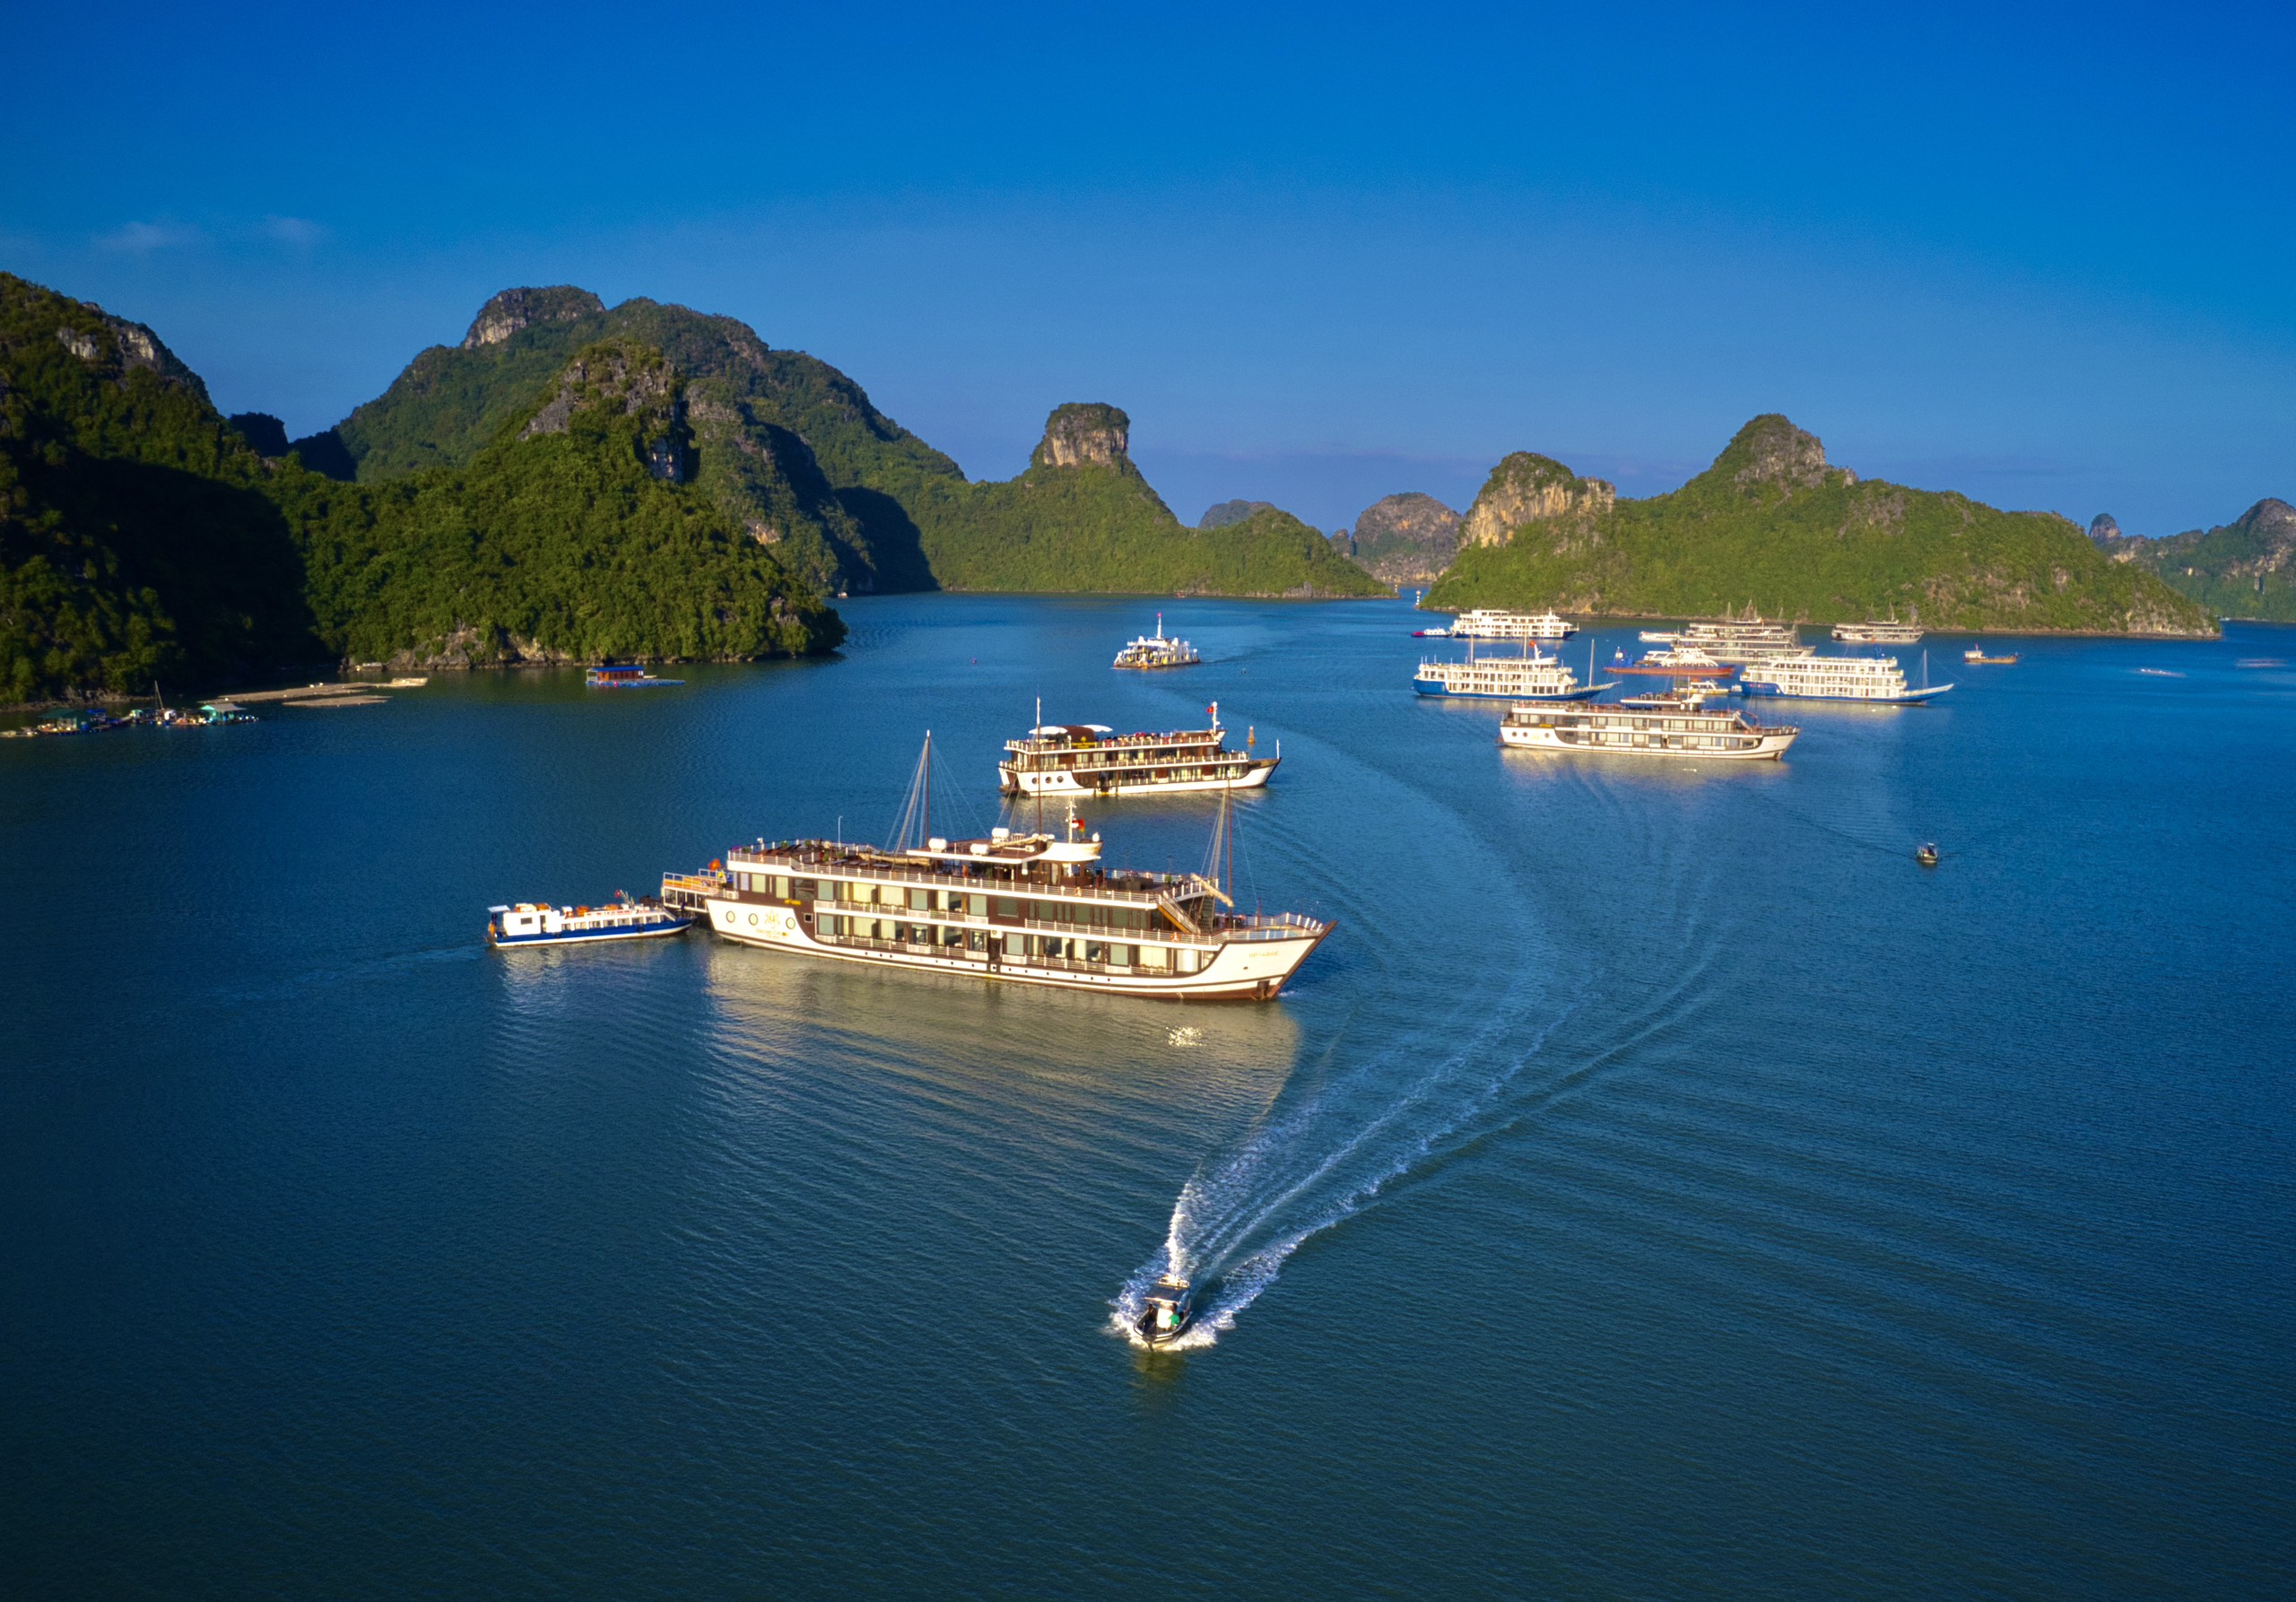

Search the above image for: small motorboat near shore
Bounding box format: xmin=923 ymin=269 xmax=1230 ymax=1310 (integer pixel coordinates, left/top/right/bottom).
xmin=1136 ymin=1274 xmax=1196 ymax=1345
xmin=587 ymin=664 xmax=683 ymax=689
xmin=1962 ymin=646 xmax=2019 ymax=666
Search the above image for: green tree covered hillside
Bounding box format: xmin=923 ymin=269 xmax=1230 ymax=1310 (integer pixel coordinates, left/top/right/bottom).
xmin=281 ymin=337 xmax=842 ymax=668
xmin=328 ymin=287 xmax=960 ymax=595
xmin=900 ymin=405 xmax=1386 ymax=596
xmin=2091 ymin=500 xmax=2296 ymax=623
xmin=1428 ymin=415 xmax=2215 ymax=636
xmin=0 ymin=273 xmax=320 ymax=701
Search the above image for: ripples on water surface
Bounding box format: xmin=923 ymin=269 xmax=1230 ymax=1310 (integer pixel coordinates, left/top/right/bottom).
xmin=3 ymin=598 xmax=2291 ymax=1598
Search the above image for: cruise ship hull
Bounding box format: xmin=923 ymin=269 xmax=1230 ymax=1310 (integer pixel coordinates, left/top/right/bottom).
xmin=1738 ymin=682 xmax=1952 ymax=704
xmin=1414 ymin=679 xmax=1609 ymax=701
xmin=701 ymin=895 xmax=1327 ymax=1001
xmin=1005 ymin=760 xmax=1276 ymax=797
xmin=1500 ymin=718 xmax=1797 ymax=760
xmin=490 ymin=919 xmax=693 ymax=946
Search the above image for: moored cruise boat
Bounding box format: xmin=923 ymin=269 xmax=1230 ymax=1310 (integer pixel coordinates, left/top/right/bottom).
xmin=1112 ymin=614 xmax=1201 ymax=670
xmin=1736 ymin=652 xmax=1952 ymax=702
xmin=1500 ymin=692 xmax=1799 ymax=760
xmin=674 ymin=818 xmax=1330 ymax=1002
xmin=1000 ymin=709 xmax=1276 ymax=796
xmin=1675 ymin=612 xmax=1803 ymax=663
xmin=488 ymin=894 xmax=694 ymax=945
xmin=1448 ymin=607 xmax=1578 ymax=640
xmin=1608 ymin=644 xmax=1737 ymax=678
xmin=1831 ymin=617 xmax=1924 ymax=644
xmin=1415 ymin=643 xmax=1613 ymax=701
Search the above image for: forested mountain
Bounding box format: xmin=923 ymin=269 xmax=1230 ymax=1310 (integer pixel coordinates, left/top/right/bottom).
xmin=0 ymin=272 xmax=319 ymax=701
xmin=2090 ymin=500 xmax=2295 ymax=623
xmin=0 ymin=274 xmax=840 ymax=702
xmin=327 ymin=290 xmax=1386 ymax=600
xmin=899 ymin=404 xmax=1385 ymax=596
xmin=1428 ymin=416 xmax=2216 ymax=636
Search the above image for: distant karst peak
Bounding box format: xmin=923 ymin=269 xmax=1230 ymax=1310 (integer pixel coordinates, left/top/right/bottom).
xmin=1461 ymin=454 xmax=1614 ymax=547
xmin=461 ymin=285 xmax=608 ymax=350
xmin=1719 ymin=414 xmax=1856 ymax=493
xmin=1033 ymin=403 xmax=1133 ymax=471
xmin=1200 ymin=499 xmax=1277 ymax=529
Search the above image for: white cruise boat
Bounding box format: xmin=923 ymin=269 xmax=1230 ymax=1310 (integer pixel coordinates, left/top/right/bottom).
xmin=1675 ymin=612 xmax=1803 ymax=663
xmin=1500 ymin=692 xmax=1799 ymax=760
xmin=671 ymin=815 xmax=1329 ymax=1002
xmin=1831 ymin=617 xmax=1923 ymax=644
xmin=1415 ymin=641 xmax=1613 ymax=701
xmin=1000 ymin=708 xmax=1276 ymax=796
xmin=1113 ymin=614 xmax=1201 ymax=670
xmin=1448 ymin=608 xmax=1578 ymax=640
xmin=1736 ymin=652 xmax=1952 ymax=703
xmin=487 ymin=894 xmax=693 ymax=946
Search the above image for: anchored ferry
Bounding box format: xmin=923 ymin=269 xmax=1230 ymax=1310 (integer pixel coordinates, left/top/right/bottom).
xmin=1416 ymin=642 xmax=1613 ymax=701
xmin=1674 ymin=613 xmax=1803 ymax=663
xmin=665 ymin=809 xmax=1329 ymax=1002
xmin=1448 ymin=608 xmax=1578 ymax=640
xmin=1000 ymin=710 xmax=1275 ymax=796
xmin=1500 ymin=692 xmax=1800 ymax=760
xmin=488 ymin=895 xmax=693 ymax=945
xmin=1737 ymin=652 xmax=1952 ymax=703
xmin=1609 ymin=644 xmax=1737 ymax=678
xmin=1113 ymin=614 xmax=1201 ymax=670
xmin=1832 ymin=618 xmax=1924 ymax=644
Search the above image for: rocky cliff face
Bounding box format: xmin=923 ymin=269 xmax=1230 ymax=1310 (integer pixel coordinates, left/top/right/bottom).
xmin=1720 ymin=414 xmax=1856 ymax=494
xmin=462 ymin=286 xmax=607 ymax=350
xmin=1459 ymin=455 xmax=1615 ymax=547
xmin=2090 ymin=513 xmax=2123 ymax=542
xmin=521 ymin=341 xmax=688 ymax=482
xmin=1033 ymin=403 xmax=1133 ymax=471
xmin=1348 ymin=492 xmax=1462 ymax=584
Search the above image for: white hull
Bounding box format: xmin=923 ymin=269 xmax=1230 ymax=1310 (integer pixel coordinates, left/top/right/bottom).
xmin=1007 ymin=762 xmax=1275 ymax=797
xmin=702 ymin=895 xmax=1325 ymax=1000
xmin=1500 ymin=723 xmax=1796 ymax=760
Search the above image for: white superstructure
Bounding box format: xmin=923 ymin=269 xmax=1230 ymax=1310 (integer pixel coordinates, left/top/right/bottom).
xmin=1737 ymin=652 xmax=1952 ymax=703
xmin=1500 ymin=693 xmax=1800 ymax=760
xmin=667 ymin=823 xmax=1329 ymax=1002
xmin=1113 ymin=614 xmax=1201 ymax=669
xmin=1448 ymin=608 xmax=1578 ymax=640
xmin=1414 ymin=643 xmax=1611 ymax=701
xmin=1675 ymin=614 xmax=1803 ymax=663
xmin=1000 ymin=715 xmax=1275 ymax=796
xmin=1831 ymin=618 xmax=1924 ymax=644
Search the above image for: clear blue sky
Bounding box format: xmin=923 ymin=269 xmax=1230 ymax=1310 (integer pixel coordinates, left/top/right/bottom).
xmin=7 ymin=1 xmax=2290 ymax=535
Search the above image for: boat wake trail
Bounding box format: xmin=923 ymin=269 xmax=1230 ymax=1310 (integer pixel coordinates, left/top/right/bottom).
xmin=1111 ymin=971 xmax=1578 ymax=1351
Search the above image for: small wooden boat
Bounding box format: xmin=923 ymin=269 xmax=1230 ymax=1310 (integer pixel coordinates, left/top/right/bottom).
xmin=1962 ymin=646 xmax=2019 ymax=665
xmin=1916 ymin=843 xmax=1941 ymax=867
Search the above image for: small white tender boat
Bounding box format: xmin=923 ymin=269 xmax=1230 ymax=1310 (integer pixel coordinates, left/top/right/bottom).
xmin=488 ymin=894 xmax=693 ymax=946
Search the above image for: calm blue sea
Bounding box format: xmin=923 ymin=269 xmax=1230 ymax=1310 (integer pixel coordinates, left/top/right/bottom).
xmin=4 ymin=597 xmax=2291 ymax=1599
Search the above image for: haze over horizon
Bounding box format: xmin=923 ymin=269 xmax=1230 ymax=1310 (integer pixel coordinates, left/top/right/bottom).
xmin=7 ymin=1 xmax=2289 ymax=537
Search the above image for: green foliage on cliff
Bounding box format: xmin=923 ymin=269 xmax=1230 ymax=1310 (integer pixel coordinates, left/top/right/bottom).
xmin=2094 ymin=500 xmax=2296 ymax=623
xmin=0 ymin=272 xmax=841 ymax=702
xmin=330 ymin=288 xmax=1388 ymax=600
xmin=280 ymin=338 xmax=842 ymax=666
xmin=332 ymin=291 xmax=958 ymax=595
xmin=1429 ymin=415 xmax=2216 ymax=636
xmin=900 ymin=456 xmax=1387 ymax=596
xmin=0 ymin=273 xmax=319 ymax=701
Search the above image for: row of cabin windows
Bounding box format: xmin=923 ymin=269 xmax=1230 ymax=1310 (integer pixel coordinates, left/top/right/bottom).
xmin=732 ymin=871 xmax=1161 ymax=929
xmin=816 ymin=918 xmax=1205 ymax=971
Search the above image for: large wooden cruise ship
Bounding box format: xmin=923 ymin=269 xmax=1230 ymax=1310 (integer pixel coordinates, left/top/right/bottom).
xmin=999 ymin=714 xmax=1276 ymax=797
xmin=662 ymin=819 xmax=1329 ymax=1001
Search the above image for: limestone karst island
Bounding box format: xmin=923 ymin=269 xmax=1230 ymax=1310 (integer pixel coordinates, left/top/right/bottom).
xmin=0 ymin=270 xmax=2247 ymax=708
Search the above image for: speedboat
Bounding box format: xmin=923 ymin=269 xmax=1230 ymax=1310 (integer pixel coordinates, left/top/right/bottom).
xmin=1136 ymin=1273 xmax=1196 ymax=1345
xmin=1916 ymin=843 xmax=1941 ymax=867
